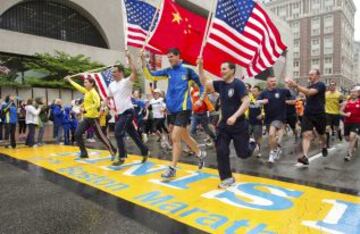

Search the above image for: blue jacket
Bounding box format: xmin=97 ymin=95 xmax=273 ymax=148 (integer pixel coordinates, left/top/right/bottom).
xmin=146 ymin=63 xmax=204 ymax=114
xmin=52 ymin=104 xmax=64 ymax=125
xmin=3 ymin=102 xmax=17 ymax=124
xmin=70 ymin=111 xmax=78 ymax=130
xmin=62 ymin=106 xmax=71 ymax=129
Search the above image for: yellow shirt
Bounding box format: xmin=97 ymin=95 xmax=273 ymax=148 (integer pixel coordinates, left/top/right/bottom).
xmin=69 ymin=79 xmax=100 ymax=118
xmin=325 ymin=91 xmax=342 ymax=115
xmin=99 ymin=108 xmax=109 ymax=127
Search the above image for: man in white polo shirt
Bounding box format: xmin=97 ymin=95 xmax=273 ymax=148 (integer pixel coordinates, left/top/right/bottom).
xmin=108 ymin=52 xmax=149 ymax=166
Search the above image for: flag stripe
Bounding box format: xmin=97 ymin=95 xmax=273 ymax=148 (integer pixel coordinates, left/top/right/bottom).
xmin=206 ymin=0 xmax=287 ymax=78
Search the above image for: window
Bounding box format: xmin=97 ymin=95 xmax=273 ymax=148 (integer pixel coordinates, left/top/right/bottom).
xmin=312 ymin=59 xmax=320 ymax=69
xmin=324 ymin=0 xmax=334 ymax=10
xmin=324 ymin=35 xmax=333 ymax=54
xmin=293 ymin=71 xmax=300 ymax=77
xmin=324 ymin=15 xmax=333 ymax=33
xmin=311 ymin=38 xmax=320 ymax=56
xmin=0 ymin=1 xmax=108 ymax=48
xmin=324 ymin=68 xmax=333 ymax=74
xmin=311 ymin=17 xmax=321 ymax=36
xmin=312 ymin=0 xmax=320 ymax=13
xmin=291 ymin=21 xmax=300 ymax=38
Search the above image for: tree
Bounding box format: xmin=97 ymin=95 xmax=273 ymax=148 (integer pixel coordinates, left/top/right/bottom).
xmin=25 ymin=51 xmax=104 ymax=80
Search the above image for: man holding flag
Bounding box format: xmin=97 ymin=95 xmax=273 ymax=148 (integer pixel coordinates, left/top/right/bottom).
xmin=108 ymin=52 xmax=149 ymax=166
xmin=141 ymin=48 xmax=207 ymax=180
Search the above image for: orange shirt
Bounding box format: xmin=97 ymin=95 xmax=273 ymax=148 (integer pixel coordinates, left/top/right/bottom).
xmin=295 ymin=99 xmax=304 ymax=117
xmin=191 ymin=87 xmax=214 ymax=113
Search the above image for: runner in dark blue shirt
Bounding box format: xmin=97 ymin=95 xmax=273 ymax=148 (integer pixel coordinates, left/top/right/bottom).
xmin=285 ymin=87 xmax=299 ymax=143
xmin=286 ymin=69 xmax=328 ymax=165
xmin=198 ymin=58 xmax=256 ymax=189
xmin=257 ymin=76 xmax=291 ymax=163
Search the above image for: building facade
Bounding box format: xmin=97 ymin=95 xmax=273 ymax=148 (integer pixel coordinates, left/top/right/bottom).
xmin=0 ymin=0 xmax=127 ymax=66
xmin=0 ymin=0 xmax=294 ymax=95
xmin=264 ymin=0 xmax=356 ymax=88
xmin=353 ymin=41 xmax=360 ymax=84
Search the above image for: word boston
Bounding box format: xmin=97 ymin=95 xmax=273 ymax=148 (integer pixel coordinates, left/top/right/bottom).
xmin=1 ymin=145 xmax=360 ymax=233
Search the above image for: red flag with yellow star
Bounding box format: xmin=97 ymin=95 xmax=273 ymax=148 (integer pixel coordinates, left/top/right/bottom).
xmin=147 ymin=0 xmax=207 ymax=65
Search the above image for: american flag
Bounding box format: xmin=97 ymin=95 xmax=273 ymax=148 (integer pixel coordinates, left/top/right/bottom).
xmin=206 ymin=0 xmax=287 ymax=78
xmin=83 ymin=69 xmax=113 ymax=101
xmin=122 ymin=0 xmax=160 ymax=52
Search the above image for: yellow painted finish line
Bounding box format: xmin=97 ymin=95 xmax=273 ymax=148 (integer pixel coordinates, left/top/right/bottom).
xmin=1 ymin=145 xmax=360 ymax=234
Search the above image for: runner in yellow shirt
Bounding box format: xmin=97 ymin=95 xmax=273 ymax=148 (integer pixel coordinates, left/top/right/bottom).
xmin=325 ymin=81 xmax=343 ymax=147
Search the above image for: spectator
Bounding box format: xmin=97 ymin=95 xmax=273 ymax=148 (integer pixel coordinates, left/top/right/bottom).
xmin=18 ymin=101 xmax=27 ymax=140
xmin=25 ymin=98 xmax=41 ymax=147
xmin=36 ymin=97 xmax=49 ymax=146
xmin=52 ymin=99 xmax=64 ymax=144
xmin=3 ymin=95 xmax=17 ymax=148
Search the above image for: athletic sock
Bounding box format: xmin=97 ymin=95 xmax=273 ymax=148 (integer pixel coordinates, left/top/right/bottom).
xmin=326 ymin=132 xmax=330 ymax=148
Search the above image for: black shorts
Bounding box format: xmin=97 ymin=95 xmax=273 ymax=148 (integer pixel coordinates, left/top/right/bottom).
xmin=168 ymin=110 xmax=192 ymax=128
xmin=301 ymin=113 xmax=326 ymax=135
xmin=326 ymin=114 xmax=340 ymax=127
xmin=344 ymin=123 xmax=360 ymax=136
xmin=286 ymin=115 xmax=298 ymax=130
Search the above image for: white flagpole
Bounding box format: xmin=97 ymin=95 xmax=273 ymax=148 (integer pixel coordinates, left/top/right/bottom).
xmin=65 ymin=64 xmax=120 ymax=79
xmin=198 ymin=0 xmax=217 ymax=58
xmin=121 ymin=0 xmax=129 ymax=51
xmin=141 ymin=0 xmax=163 ymax=51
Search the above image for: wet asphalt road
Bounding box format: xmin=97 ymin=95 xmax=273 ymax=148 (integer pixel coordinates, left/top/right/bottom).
xmin=0 ymin=130 xmax=359 ymax=234
xmin=0 ymin=161 xmax=158 ymax=234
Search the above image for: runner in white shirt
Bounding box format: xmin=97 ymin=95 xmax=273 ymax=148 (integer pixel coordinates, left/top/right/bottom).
xmin=150 ymin=89 xmax=170 ymax=149
xmin=107 ymin=52 xmax=149 ymax=166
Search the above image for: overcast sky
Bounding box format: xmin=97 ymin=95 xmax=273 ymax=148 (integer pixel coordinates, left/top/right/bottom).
xmin=355 ymin=1 xmax=360 ymax=41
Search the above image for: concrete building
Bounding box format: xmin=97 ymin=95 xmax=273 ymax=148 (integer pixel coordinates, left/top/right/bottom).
xmin=0 ymin=0 xmax=127 ymax=66
xmin=263 ymin=0 xmax=356 ymax=88
xmin=0 ymin=0 xmax=293 ymax=96
xmin=353 ymin=41 xmax=360 ymax=83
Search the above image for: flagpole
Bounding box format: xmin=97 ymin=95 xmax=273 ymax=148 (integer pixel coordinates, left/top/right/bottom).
xmin=121 ymin=0 xmax=129 ymax=51
xmin=198 ymin=0 xmax=217 ymax=58
xmin=65 ymin=64 xmax=120 ymax=79
xmin=141 ymin=0 xmax=163 ymax=51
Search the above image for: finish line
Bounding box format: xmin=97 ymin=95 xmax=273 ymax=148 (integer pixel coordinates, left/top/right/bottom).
xmin=0 ymin=145 xmax=359 ymax=234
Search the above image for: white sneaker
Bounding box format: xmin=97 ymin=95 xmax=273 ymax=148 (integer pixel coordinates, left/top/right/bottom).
xmin=142 ymin=133 xmax=148 ymax=143
xmin=268 ymin=151 xmax=275 ymax=163
xmin=274 ymin=147 xmax=282 ymax=160
xmin=218 ymin=177 xmax=236 ymax=189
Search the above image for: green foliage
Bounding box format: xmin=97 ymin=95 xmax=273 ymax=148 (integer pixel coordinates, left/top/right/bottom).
xmin=25 ymin=51 xmax=104 ymax=80
xmin=26 ymin=77 xmax=72 ymax=89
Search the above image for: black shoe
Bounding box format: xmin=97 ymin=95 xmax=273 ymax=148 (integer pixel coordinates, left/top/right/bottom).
xmin=112 ymin=159 xmax=125 ymax=166
xmin=79 ymin=154 xmax=88 ymax=158
xmin=142 ymin=151 xmax=150 ymax=163
xmin=338 ymin=131 xmax=343 ymax=141
xmin=297 ymin=156 xmax=309 ymax=165
xmin=322 ymin=148 xmax=328 ymax=157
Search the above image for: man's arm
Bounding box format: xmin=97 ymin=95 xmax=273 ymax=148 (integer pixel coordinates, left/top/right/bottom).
xmin=197 ymin=58 xmax=215 ymax=95
xmin=140 ymin=51 xmax=168 ymax=81
xmin=227 ymin=95 xmax=250 ymax=125
xmin=339 ymin=101 xmax=351 ymax=117
xmin=126 ymin=51 xmax=137 ymax=82
xmin=285 ymin=78 xmax=319 ymax=96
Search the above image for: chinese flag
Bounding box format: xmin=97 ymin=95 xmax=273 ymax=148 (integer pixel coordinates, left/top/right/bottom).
xmin=148 ymin=0 xmax=207 ymax=65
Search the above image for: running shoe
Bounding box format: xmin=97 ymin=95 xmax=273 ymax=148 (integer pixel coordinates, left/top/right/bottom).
xmin=297 ymin=155 xmax=309 ymax=165
xmin=274 ymin=147 xmax=282 ymax=160
xmin=344 ymin=152 xmax=352 ymax=161
xmin=322 ymin=148 xmax=328 ymax=157
xmin=161 ymin=166 xmax=176 ymax=180
xmin=112 ymin=158 xmax=125 ymax=166
xmin=110 ymin=149 xmax=117 ymax=161
xmin=142 ymin=151 xmax=150 ymax=163
xmin=268 ymin=151 xmax=276 ymax=163
xmin=142 ymin=133 xmax=148 ymax=143
xmin=218 ymin=177 xmax=236 ymax=189
xmin=197 ymin=150 xmax=207 ymax=169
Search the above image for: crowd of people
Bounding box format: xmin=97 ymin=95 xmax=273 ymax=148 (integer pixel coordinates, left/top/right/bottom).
xmin=0 ymin=48 xmax=359 ymax=188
